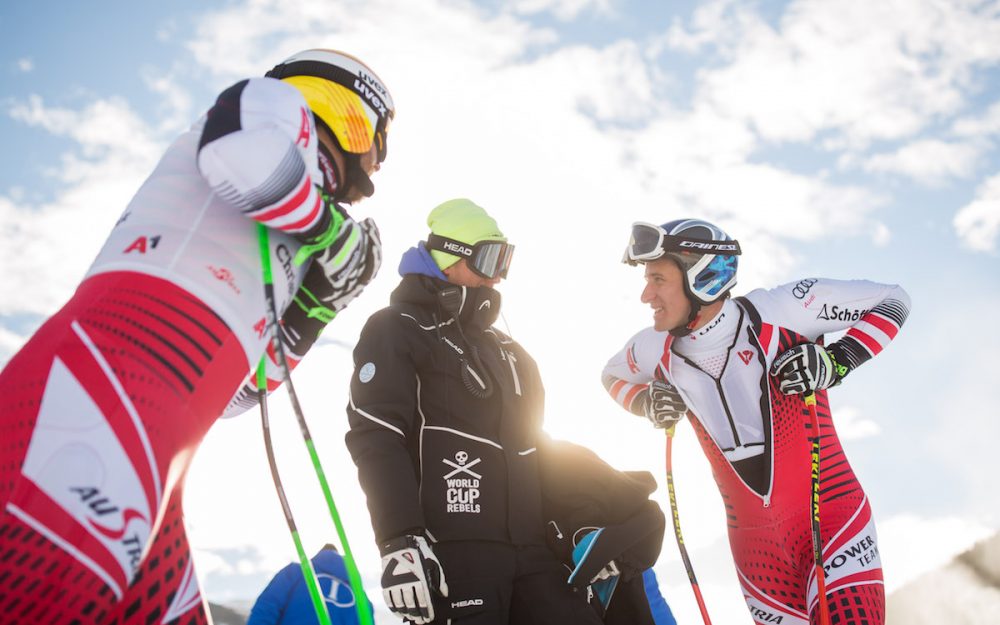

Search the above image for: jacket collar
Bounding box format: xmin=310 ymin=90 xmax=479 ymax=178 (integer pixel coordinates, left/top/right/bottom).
xmin=390 ymin=274 xmax=502 ymax=331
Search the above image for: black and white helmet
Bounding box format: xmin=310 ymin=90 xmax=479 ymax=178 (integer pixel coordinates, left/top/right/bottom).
xmin=624 ymin=218 xmax=741 ymax=306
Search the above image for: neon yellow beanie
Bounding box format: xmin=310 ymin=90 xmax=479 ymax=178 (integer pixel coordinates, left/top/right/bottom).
xmin=427 ymin=198 xmax=506 ymax=270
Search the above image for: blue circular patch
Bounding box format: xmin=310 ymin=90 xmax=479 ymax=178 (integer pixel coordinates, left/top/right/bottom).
xmin=359 ymin=362 xmax=376 ymax=383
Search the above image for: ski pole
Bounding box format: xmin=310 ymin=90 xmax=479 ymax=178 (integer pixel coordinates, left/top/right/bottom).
xmin=257 ymin=224 xmax=374 ymax=625
xmin=665 ymin=426 xmax=713 ymax=625
xmin=805 ymin=392 xmax=831 ymax=625
xmin=257 ymin=362 xmax=333 ymax=625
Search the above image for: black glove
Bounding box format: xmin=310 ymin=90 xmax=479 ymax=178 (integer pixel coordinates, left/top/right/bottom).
xmin=296 ymin=212 xmax=382 ymax=316
xmin=770 ymin=343 xmax=845 ymax=395
xmin=644 ymin=380 xmax=687 ymax=429
xmin=379 ymin=535 xmax=448 ymax=624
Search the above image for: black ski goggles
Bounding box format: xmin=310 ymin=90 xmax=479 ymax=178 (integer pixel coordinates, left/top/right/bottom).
xmin=623 ymin=221 xmax=741 ymax=265
xmin=427 ymin=234 xmax=515 ymax=280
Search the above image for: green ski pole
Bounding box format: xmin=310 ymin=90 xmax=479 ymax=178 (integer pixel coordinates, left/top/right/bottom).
xmin=257 ymin=224 xmax=374 ymax=625
xmin=257 ymin=361 xmax=333 ymax=625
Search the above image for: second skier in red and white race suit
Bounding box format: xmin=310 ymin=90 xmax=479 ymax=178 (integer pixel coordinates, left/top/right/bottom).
xmin=0 ymin=50 xmax=393 ymax=624
xmin=602 ymin=219 xmax=910 ymax=625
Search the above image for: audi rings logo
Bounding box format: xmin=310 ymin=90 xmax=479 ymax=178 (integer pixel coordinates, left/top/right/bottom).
xmin=792 ymin=278 xmax=818 ymax=299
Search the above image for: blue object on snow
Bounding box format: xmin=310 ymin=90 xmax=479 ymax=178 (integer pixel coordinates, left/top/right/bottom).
xmin=247 ymin=546 xmax=373 ymax=625
xmin=642 ymin=569 xmax=678 ymax=625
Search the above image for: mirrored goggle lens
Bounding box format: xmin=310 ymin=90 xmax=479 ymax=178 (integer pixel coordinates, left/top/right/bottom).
xmin=627 ymin=224 xmax=665 ymax=260
xmin=472 ymin=242 xmax=514 ymax=279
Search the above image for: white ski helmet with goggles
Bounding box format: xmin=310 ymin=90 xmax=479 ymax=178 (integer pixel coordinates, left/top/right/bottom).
xmin=624 ymin=219 xmax=741 ymax=333
xmin=266 ymin=49 xmax=395 ymax=198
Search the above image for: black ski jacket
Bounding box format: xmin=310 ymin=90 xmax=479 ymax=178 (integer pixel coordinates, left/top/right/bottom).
xmin=345 ymin=274 xmax=547 ymax=547
xmin=540 ymin=440 xmax=665 ymax=625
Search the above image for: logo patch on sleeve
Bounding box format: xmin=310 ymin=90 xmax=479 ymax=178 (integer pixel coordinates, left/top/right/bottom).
xmin=359 ymin=362 xmax=376 ymax=383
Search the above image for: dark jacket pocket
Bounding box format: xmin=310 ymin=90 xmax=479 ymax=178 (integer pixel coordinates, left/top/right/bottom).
xmin=435 ymin=577 xmax=506 ymax=621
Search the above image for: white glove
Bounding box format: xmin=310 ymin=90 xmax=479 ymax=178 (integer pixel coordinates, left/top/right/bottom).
xmin=379 ymin=535 xmax=448 ymax=624
xmin=770 ymin=343 xmax=842 ymax=395
xmin=644 ymin=380 xmax=687 ymax=429
xmin=589 ymin=559 xmax=621 ymax=583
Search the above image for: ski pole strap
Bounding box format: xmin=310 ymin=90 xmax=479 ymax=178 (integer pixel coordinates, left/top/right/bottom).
xmin=294 ymin=288 xmax=337 ymax=324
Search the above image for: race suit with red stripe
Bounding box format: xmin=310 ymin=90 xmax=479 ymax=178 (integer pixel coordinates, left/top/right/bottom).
xmin=0 ymin=76 xmax=359 ymax=624
xmin=603 ymin=278 xmax=910 ymax=625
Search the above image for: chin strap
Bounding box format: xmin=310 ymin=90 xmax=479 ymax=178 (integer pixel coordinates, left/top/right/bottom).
xmin=344 ymin=153 xmax=375 ymax=198
xmin=668 ymin=300 xmax=702 ymax=338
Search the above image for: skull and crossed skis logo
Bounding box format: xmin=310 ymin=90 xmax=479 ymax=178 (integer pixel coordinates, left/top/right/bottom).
xmin=442 ymin=450 xmax=481 ymax=479
xmin=443 ymin=450 xmax=483 ymax=513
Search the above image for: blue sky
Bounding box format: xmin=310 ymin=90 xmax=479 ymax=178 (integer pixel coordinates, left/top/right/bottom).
xmin=3 ymin=0 xmax=999 ymax=622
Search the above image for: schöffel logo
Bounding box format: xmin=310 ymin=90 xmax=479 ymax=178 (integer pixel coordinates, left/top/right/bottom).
xmin=816 ymin=304 xmax=871 ymax=322
xmin=678 ymin=241 xmax=738 ymax=251
xmin=443 ymin=241 xmax=473 ymax=256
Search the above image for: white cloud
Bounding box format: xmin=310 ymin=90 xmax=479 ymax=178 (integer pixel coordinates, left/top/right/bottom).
xmin=664 ymin=0 xmax=756 ymax=56
xmin=872 ymin=221 xmax=891 ymax=247
xmin=9 ymin=95 xmax=161 ymax=164
xmin=186 ymin=0 xmax=555 ymax=83
xmin=833 ymin=405 xmax=882 ymax=441
xmin=863 ymin=139 xmax=983 ymax=186
xmin=953 ymin=100 xmax=1000 ymax=137
xmin=16 ymin=58 xmax=34 ymax=73
xmin=954 ymin=171 xmax=1000 ymax=251
xmin=142 ymin=69 xmax=195 ymax=134
xmin=1 ymin=96 xmax=166 ymax=315
xmin=0 ymin=324 xmax=27 ymax=363
xmin=508 ymin=0 xmax=616 ymax=21
xmin=667 ymin=0 xmax=1000 ymax=148
xmin=628 ymin=106 xmax=888 ymax=255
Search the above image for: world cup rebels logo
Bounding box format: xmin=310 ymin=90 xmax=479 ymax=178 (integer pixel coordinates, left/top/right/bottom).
xmin=442 ymin=451 xmax=481 ymax=514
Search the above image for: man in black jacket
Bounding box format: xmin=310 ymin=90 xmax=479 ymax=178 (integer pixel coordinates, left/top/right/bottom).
xmin=346 ymin=198 xmax=604 ymax=625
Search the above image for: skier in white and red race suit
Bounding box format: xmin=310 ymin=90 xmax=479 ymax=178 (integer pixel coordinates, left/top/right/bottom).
xmin=0 ymin=49 xmax=394 ymax=625
xmin=602 ymin=219 xmax=911 ymax=625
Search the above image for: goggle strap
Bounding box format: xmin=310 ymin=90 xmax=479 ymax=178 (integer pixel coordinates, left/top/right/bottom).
xmin=661 ymin=234 xmax=741 ymax=256
xmin=627 ymin=223 xmax=741 ymax=261
xmin=426 ymin=234 xmax=476 ymax=259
